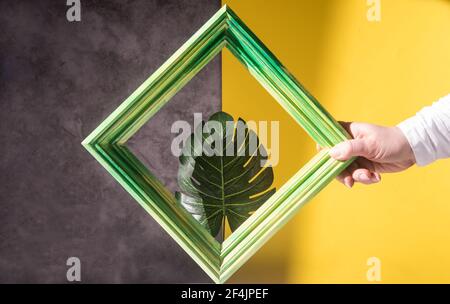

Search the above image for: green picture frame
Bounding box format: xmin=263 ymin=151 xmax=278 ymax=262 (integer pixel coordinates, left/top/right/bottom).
xmin=82 ymin=5 xmax=353 ymax=283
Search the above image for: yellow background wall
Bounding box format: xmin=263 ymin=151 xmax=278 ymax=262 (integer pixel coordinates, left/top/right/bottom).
xmin=222 ymin=0 xmax=450 ymax=283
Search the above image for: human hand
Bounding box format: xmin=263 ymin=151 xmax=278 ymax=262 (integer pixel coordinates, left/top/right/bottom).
xmin=326 ymin=122 xmax=416 ymax=188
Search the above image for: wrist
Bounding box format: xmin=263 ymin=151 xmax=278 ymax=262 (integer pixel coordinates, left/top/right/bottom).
xmin=393 ymin=126 xmax=416 ymax=166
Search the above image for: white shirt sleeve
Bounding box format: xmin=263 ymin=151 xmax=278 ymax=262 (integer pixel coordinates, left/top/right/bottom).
xmin=397 ymin=94 xmax=450 ymax=166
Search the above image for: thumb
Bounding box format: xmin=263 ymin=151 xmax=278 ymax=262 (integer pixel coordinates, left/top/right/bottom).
xmin=329 ymin=139 xmax=371 ymax=161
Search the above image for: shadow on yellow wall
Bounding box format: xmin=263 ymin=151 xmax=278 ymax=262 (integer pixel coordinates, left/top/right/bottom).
xmin=223 ymin=0 xmax=450 ymax=283
xmin=223 ymin=0 xmax=338 ymax=283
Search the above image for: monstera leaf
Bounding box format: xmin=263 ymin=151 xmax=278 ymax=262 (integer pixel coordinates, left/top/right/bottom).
xmin=175 ymin=111 xmax=276 ymax=239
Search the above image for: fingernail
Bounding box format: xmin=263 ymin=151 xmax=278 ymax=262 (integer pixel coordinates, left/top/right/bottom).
xmin=344 ymin=178 xmax=353 ymax=188
xmin=358 ymin=173 xmax=370 ymax=182
xmin=329 ymin=146 xmax=343 ymax=159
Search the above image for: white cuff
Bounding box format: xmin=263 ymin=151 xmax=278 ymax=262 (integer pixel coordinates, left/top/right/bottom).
xmin=397 ymin=117 xmax=433 ymax=166
xmin=397 ymin=94 xmax=450 ymax=166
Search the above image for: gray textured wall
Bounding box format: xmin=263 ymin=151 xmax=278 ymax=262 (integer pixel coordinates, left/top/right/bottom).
xmin=0 ymin=0 xmax=221 ymax=283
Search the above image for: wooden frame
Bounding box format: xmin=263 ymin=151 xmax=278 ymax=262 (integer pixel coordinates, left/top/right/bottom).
xmin=82 ymin=5 xmax=353 ymax=283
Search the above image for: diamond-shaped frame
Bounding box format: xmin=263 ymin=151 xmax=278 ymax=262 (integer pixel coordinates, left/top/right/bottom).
xmin=82 ymin=5 xmax=353 ymax=283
